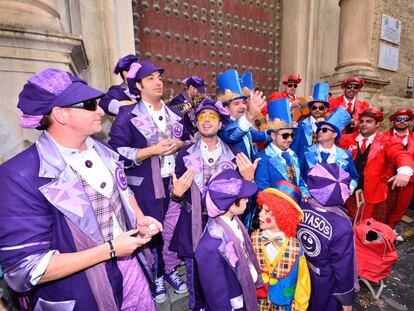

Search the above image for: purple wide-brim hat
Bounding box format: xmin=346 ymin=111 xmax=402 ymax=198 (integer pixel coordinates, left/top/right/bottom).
xmin=307 ymin=163 xmax=351 ymax=206
xmin=135 ymin=60 xmax=164 ymax=81
xmin=113 ymin=54 xmax=139 ymax=74
xmin=203 ymin=169 xmax=258 ymax=218
xmin=195 ymin=98 xmax=230 ymax=129
xmin=182 ymin=76 xmax=206 ymax=94
xmin=17 ymin=68 xmax=104 ymax=129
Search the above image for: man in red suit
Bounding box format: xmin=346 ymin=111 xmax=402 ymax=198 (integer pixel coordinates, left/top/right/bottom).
xmin=338 ymin=108 xmax=413 ymax=223
xmin=268 ymin=74 xmax=302 ymax=108
xmin=385 ymin=109 xmax=414 ymax=228
xmin=329 ymin=77 xmax=370 ymax=134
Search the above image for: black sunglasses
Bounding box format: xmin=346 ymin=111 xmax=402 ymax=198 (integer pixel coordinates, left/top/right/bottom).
xmin=317 ymin=127 xmax=336 ymax=134
xmin=287 ymin=83 xmax=298 ymax=88
xmin=278 ymin=132 xmax=295 ymax=139
xmin=395 ymin=117 xmax=411 ymax=122
xmin=311 ymin=105 xmax=326 ymax=111
xmin=345 ymin=84 xmax=361 ymax=90
xmin=66 ymin=99 xmax=98 ymax=111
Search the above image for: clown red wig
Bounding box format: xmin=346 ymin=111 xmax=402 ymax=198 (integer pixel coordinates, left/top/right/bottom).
xmin=257 ymin=192 xmax=302 ymax=237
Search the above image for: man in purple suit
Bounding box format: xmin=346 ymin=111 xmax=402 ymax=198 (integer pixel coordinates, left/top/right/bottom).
xmin=108 ymin=60 xmax=189 ymax=303
xmin=0 ymin=69 xmax=162 ymax=310
xmin=169 ymin=98 xmax=259 ymax=309
xmin=99 ymin=54 xmax=139 ymax=116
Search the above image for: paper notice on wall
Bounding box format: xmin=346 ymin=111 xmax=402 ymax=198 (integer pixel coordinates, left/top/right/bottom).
xmin=378 ymin=43 xmax=399 ymax=72
xmin=380 ymin=15 xmax=401 ymax=45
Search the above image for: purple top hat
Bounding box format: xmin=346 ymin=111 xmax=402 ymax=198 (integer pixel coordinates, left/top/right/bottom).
xmin=17 ymin=68 xmax=104 ymax=129
xmin=113 ymin=54 xmax=139 ymax=75
xmin=307 ymin=163 xmax=351 ymax=206
xmin=182 ymin=76 xmax=206 ymax=94
xmin=126 ymin=61 xmax=165 ymax=96
xmin=203 ymin=169 xmax=258 ymax=217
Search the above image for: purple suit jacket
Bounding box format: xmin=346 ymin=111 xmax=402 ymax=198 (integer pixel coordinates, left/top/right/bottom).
xmin=169 ymin=139 xmax=239 ymax=257
xmin=99 ymin=84 xmax=133 ymax=116
xmin=298 ymin=199 xmax=356 ymax=310
xmin=0 ymin=133 xmax=138 ymax=310
xmin=108 ymin=101 xmax=189 ymax=222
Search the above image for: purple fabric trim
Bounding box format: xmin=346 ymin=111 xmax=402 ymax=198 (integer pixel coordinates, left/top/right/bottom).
xmin=151 ymin=156 xmax=165 ymax=199
xmin=191 ymin=183 xmax=203 ymax=251
xmin=185 ymin=257 xmax=196 ymax=309
xmin=29 ymin=69 xmax=72 ymax=96
xmin=65 ymin=219 xmax=118 ymax=310
xmin=162 ymin=201 xmax=181 ymax=274
xmin=4 ymin=252 xmax=49 ymax=292
xmin=117 ymin=255 xmax=155 ymax=311
xmin=127 ymin=63 xmax=142 ymax=79
xmin=213 ymin=217 xmax=262 ymax=311
xmin=33 ymin=298 xmax=76 ymax=311
xmin=205 ymin=190 xmax=224 ymax=218
xmin=209 ymin=178 xmax=242 ymax=195
xmin=214 ymin=101 xmax=230 ymax=116
xmin=17 ymin=108 xmax=43 ymax=129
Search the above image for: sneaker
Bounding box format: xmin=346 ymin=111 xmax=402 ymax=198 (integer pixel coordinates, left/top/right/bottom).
xmin=164 ymin=270 xmax=188 ymax=294
xmin=393 ymin=229 xmax=404 ymax=242
xmin=153 ymin=276 xmax=167 ymax=303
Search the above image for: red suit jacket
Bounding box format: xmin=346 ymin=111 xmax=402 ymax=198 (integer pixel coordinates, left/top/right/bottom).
xmin=338 ymin=131 xmax=413 ymax=204
xmin=328 ymin=94 xmax=370 ymax=129
xmin=384 ymin=130 xmax=414 ymax=183
xmin=268 ymin=91 xmax=295 ymax=102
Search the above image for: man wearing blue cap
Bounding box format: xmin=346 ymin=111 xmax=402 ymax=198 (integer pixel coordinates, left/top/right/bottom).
xmin=169 ymin=98 xmax=258 ymax=309
xmin=302 ymin=107 xmax=359 ymax=193
xmin=100 ymin=54 xmax=139 ymax=116
xmin=109 ymin=60 xmax=189 ymax=303
xmin=169 ymin=76 xmax=206 ymax=136
xmin=0 ymin=68 xmax=161 ymax=310
xmin=255 ymin=98 xmax=310 ymax=201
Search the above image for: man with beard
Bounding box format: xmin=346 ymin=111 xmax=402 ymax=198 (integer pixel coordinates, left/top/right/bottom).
xmin=328 ymin=77 xmax=371 ymax=133
xmin=268 ymin=74 xmax=302 ymax=109
xmin=109 ymin=60 xmax=189 ymax=303
xmin=338 ymin=108 xmax=413 ymax=223
xmin=169 ymin=98 xmax=259 ymax=310
xmin=385 ymin=109 xmax=414 ymax=229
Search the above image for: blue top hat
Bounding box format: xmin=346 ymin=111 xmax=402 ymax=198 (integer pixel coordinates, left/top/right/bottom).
xmin=266 ymin=98 xmax=296 ymax=132
xmin=217 ymin=70 xmax=249 ymax=104
xmin=316 ymin=107 xmax=351 ymax=141
xmin=239 ymin=72 xmax=254 ymax=92
xmin=307 ymin=82 xmax=330 ymax=108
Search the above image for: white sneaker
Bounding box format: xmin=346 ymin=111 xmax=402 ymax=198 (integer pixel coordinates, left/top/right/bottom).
xmin=153 ymin=276 xmax=167 ymax=303
xmin=393 ymin=229 xmax=404 ymax=242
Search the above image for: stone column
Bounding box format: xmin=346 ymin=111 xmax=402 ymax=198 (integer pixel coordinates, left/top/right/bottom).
xmin=335 ymin=0 xmax=375 ymax=72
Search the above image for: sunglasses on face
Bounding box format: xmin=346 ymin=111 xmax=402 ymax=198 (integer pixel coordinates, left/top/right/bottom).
xmin=287 ymin=83 xmax=298 ymax=88
xmin=345 ymin=84 xmax=361 ymax=90
xmin=311 ymin=105 xmax=326 ymax=111
xmin=395 ymin=117 xmax=411 ymax=122
xmin=317 ymin=127 xmax=336 ymax=134
xmin=66 ymin=99 xmax=98 ymax=111
xmin=197 ymin=111 xmax=219 ymax=123
xmin=278 ymin=132 xmax=295 ymax=139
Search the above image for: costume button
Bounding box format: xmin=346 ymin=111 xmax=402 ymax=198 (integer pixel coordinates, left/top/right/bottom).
xmin=159 ymin=116 xmax=163 ymax=121
xmin=85 ymin=160 xmax=93 ymax=168
xmin=100 ymin=182 xmax=106 ymax=189
xmin=269 ymin=278 xmax=278 ymax=285
xmin=208 ymin=158 xmax=213 ymax=163
xmin=261 ymin=272 xmax=269 ymax=284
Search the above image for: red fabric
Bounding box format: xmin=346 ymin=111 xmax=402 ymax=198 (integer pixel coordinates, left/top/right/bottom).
xmin=338 ymin=131 xmax=414 ymax=204
xmin=389 ymin=109 xmax=414 ymax=121
xmin=341 ymin=77 xmax=365 ymax=88
xmin=360 ymin=138 xmax=368 ymax=154
xmin=328 ymin=95 xmax=370 ymax=133
xmin=384 ymin=130 xmax=414 ymax=227
xmin=346 ymin=101 xmax=353 ymax=113
xmin=268 ymin=91 xmax=290 ymax=102
xmin=354 ymin=218 xmax=398 ymax=283
xmin=345 ymin=195 xmax=388 ymax=222
xmin=282 ymin=74 xmax=301 ymax=84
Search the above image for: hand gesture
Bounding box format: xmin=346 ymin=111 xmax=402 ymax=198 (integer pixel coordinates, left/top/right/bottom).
xmin=245 ymin=90 xmax=267 ymax=122
xmin=137 ymin=216 xmax=163 ymax=238
xmin=388 ymin=174 xmax=410 ymax=190
xmin=155 ymin=139 xmax=183 ymax=156
xmin=236 ymin=153 xmax=261 ymax=181
xmin=171 ymin=169 xmax=195 ymax=197
xmin=111 ymin=229 xmax=152 ymax=257
xmin=181 ymin=102 xmax=192 ymax=114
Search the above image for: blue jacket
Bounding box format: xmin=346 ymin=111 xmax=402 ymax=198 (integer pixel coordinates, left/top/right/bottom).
xmin=291 ymin=117 xmax=314 ymax=167
xmin=255 ymin=144 xmax=310 ymax=197
xmin=303 ymin=144 xmax=359 ymax=191
xmin=219 ymin=117 xmax=271 ymax=160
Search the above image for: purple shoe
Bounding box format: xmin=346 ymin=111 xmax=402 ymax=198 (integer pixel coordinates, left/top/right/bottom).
xmin=164 ymin=270 xmax=188 ymax=294
xmin=153 ymin=276 xmax=167 ymax=303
